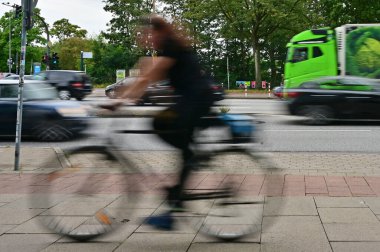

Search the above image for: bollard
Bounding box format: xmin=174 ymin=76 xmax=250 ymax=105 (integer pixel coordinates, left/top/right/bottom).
xmin=245 ymin=87 xmax=247 ymax=97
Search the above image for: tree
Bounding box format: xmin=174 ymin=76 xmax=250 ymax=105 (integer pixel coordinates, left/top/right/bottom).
xmin=85 ymin=36 xmax=140 ymax=84
xmin=52 ymin=37 xmax=91 ymax=70
xmin=102 ymin=0 xmax=154 ymax=48
xmin=161 ymin=0 xmax=306 ymax=87
xmin=309 ymin=0 xmax=380 ymax=27
xmin=0 ymin=8 xmax=46 ymax=73
xmin=50 ymin=18 xmax=87 ymax=42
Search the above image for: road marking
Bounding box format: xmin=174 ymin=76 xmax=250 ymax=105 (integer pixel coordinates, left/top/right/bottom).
xmin=264 ymin=129 xmax=373 ymax=132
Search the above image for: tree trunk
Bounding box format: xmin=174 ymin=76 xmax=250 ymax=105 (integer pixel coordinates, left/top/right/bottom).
xmin=253 ymin=39 xmax=261 ymax=88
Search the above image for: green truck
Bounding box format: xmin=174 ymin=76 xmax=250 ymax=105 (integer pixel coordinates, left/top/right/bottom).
xmin=284 ymin=24 xmax=380 ymax=89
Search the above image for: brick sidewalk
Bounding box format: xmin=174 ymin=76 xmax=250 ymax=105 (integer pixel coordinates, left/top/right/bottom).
xmin=0 ymin=173 xmax=379 ymax=197
xmin=1 ymin=147 xmax=380 ymax=251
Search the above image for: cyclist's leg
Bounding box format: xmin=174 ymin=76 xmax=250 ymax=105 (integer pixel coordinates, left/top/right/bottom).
xmin=167 ymin=102 xmax=212 ymax=207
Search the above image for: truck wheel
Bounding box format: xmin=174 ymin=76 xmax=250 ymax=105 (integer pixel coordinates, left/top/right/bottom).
xmin=58 ymin=90 xmax=71 ymax=100
xmin=298 ymin=105 xmax=333 ymax=125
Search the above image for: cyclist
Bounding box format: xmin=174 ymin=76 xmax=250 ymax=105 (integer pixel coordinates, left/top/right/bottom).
xmin=105 ymin=15 xmax=215 ymax=230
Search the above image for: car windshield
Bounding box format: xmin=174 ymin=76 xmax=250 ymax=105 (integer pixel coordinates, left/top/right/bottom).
xmin=0 ymin=83 xmax=57 ymax=100
xmin=24 ymin=83 xmax=57 ymax=100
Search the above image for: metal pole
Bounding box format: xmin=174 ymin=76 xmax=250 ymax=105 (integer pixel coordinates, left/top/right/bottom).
xmin=80 ymin=51 xmax=84 ymax=71
xmin=14 ymin=1 xmax=28 ymax=171
xmin=153 ymin=0 xmax=156 ymax=13
xmin=8 ymin=14 xmax=12 ymax=73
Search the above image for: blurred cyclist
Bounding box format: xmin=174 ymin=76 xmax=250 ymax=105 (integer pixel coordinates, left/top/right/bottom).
xmin=105 ymin=15 xmax=215 ymax=230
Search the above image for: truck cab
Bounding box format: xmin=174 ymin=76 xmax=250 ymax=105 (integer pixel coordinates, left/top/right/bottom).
xmin=284 ymin=28 xmax=338 ymax=89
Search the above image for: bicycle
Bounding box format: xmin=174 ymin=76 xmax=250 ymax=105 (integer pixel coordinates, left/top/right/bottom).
xmin=30 ymin=105 xmax=280 ymax=241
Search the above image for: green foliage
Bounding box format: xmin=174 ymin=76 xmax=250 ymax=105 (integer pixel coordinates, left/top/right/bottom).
xmin=102 ymin=0 xmax=153 ymax=48
xmin=51 ymin=18 xmax=87 ymax=42
xmin=86 ymin=36 xmax=140 ymax=84
xmin=1 ymin=1 xmax=380 ymax=83
xmin=0 ymin=8 xmax=46 ymax=73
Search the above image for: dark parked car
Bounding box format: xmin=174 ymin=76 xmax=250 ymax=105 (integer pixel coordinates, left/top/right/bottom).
xmin=0 ymin=80 xmax=89 ymax=141
xmin=287 ymin=76 xmax=380 ymax=125
xmin=105 ymin=77 xmax=225 ymax=105
xmin=34 ymin=70 xmax=92 ymax=101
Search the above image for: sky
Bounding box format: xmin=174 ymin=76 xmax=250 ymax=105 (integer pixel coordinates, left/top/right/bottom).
xmin=0 ymin=0 xmax=113 ymax=36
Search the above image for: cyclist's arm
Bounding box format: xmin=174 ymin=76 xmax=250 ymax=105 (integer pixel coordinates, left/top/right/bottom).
xmin=120 ymin=56 xmax=175 ymax=99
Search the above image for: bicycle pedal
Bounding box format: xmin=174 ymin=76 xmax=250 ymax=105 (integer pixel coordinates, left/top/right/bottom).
xmin=95 ymin=210 xmax=112 ymax=225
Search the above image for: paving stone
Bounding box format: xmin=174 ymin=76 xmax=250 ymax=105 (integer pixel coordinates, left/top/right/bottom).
xmin=0 ymin=208 xmax=44 ymax=225
xmin=264 ymin=197 xmax=317 ymax=216
xmin=107 ymin=194 xmax=165 ymax=209
xmin=0 ymin=224 xmax=16 ymax=235
xmin=0 ymin=194 xmax=23 ymax=203
xmin=324 ymin=223 xmax=380 ymax=241
xmin=188 ymin=243 xmax=260 ymax=252
xmin=0 ymin=234 xmax=59 ymax=252
xmin=319 ymin=208 xmax=379 ymax=224
xmin=362 ymin=197 xmax=380 ymax=214
xmin=42 ymin=243 xmax=120 ymax=252
xmin=7 ymin=194 xmax=68 ymax=209
xmin=193 ymin=227 xmax=261 ymax=243
xmin=135 ymin=217 xmax=197 ymax=234
xmin=331 ymin=242 xmax=380 ymax=252
xmin=261 ymin=216 xmax=331 ymax=252
xmin=315 ymin=197 xmax=367 ymax=208
xmin=6 ymin=217 xmax=55 ymax=234
xmin=115 ymin=233 xmax=195 ymax=252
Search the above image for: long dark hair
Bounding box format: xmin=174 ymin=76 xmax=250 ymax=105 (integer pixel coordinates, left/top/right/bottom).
xmin=139 ymin=15 xmax=190 ymax=50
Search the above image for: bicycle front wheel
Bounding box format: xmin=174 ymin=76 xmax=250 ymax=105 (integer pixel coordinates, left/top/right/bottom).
xmin=30 ymin=146 xmax=141 ymax=241
xmin=180 ymin=148 xmax=279 ymax=241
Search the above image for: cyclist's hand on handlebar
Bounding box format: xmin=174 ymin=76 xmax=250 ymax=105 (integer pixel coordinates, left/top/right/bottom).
xmin=98 ymin=101 xmax=124 ymax=111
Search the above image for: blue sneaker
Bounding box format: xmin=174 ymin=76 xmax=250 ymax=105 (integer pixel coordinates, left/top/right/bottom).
xmin=145 ymin=213 xmax=174 ymax=230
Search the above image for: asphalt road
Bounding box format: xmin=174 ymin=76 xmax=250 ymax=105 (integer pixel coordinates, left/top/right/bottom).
xmin=2 ymin=98 xmax=380 ymax=153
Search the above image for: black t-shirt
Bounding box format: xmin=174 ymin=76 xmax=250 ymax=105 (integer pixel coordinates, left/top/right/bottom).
xmin=160 ymin=37 xmax=211 ymax=100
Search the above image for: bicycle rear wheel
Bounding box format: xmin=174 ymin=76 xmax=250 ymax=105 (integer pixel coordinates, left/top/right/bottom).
xmin=179 ymin=148 xmax=278 ymax=241
xmin=30 ymin=146 xmax=140 ymax=241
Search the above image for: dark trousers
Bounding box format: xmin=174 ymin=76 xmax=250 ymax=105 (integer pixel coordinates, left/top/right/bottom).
xmin=153 ymin=100 xmax=211 ymax=202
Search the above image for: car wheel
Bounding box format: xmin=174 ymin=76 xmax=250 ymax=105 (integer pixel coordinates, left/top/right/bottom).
xmin=58 ymin=90 xmax=71 ymax=100
xmin=33 ymin=123 xmax=73 ymax=141
xmin=106 ymin=90 xmax=117 ymax=99
xmin=298 ymin=105 xmax=334 ymax=125
xmin=76 ymin=96 xmax=84 ymax=101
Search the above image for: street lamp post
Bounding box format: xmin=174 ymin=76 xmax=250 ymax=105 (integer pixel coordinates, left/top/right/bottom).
xmin=8 ymin=14 xmax=11 ymax=73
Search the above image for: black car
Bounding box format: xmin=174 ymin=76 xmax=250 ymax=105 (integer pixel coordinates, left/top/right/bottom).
xmin=105 ymin=77 xmax=225 ymax=105
xmin=287 ymin=76 xmax=380 ymax=125
xmin=35 ymin=70 xmax=92 ymax=101
xmin=0 ymin=80 xmax=89 ymax=141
